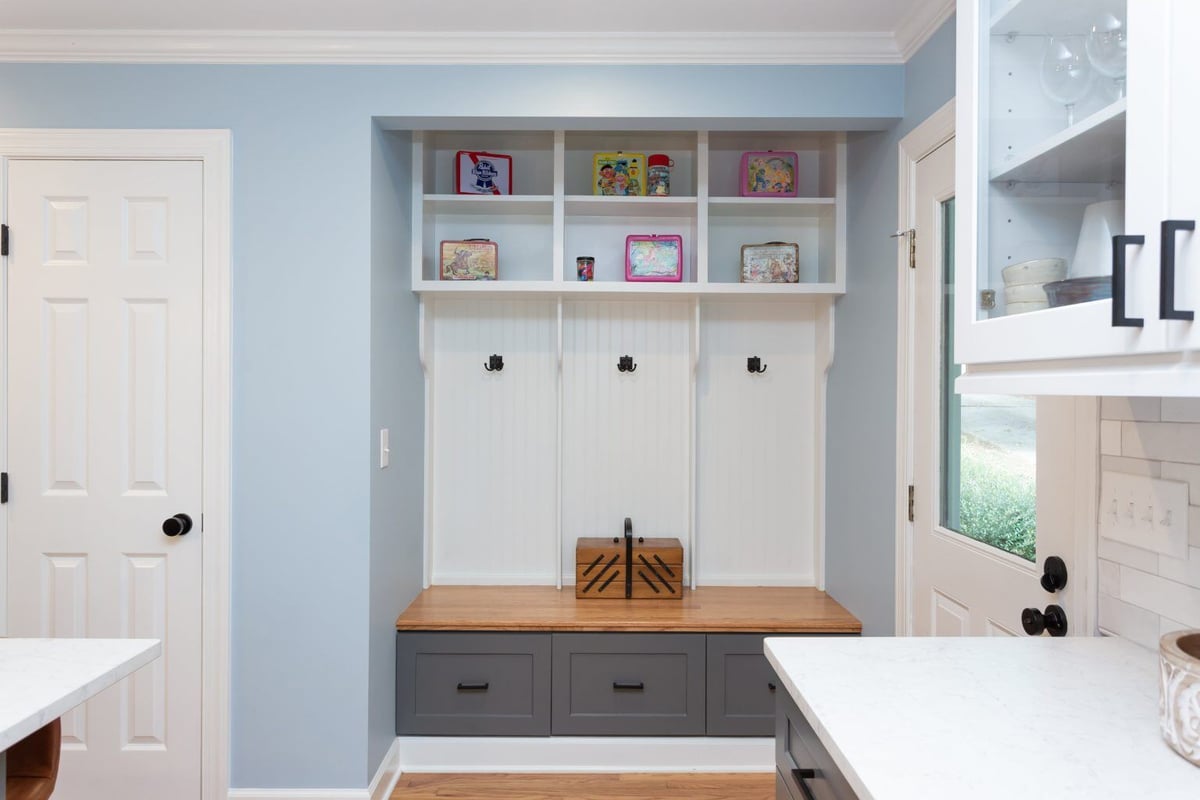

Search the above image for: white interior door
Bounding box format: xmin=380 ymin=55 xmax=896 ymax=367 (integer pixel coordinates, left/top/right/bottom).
xmin=909 ymin=140 xmax=1089 ymax=637
xmin=5 ymin=159 xmax=203 ymax=798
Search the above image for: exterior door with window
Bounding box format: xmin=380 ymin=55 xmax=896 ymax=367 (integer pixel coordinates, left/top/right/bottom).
xmin=909 ymin=139 xmax=1089 ymax=637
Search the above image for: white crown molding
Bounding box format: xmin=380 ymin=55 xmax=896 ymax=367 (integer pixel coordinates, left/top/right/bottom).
xmin=895 ymin=0 xmax=956 ymax=61
xmin=0 ymin=29 xmax=907 ymax=65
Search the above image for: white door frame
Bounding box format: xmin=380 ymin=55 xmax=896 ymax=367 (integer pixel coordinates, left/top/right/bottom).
xmin=895 ymin=101 xmax=956 ymax=636
xmin=0 ymin=129 xmax=231 ymax=800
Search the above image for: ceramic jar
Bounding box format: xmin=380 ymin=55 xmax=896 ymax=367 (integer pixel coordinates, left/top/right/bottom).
xmin=1160 ymin=630 xmax=1200 ymax=767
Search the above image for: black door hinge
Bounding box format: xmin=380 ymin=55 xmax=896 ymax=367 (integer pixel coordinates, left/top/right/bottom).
xmin=907 ymin=485 xmax=915 ymax=522
xmin=2 ymin=472 xmax=9 ymax=504
xmin=1 ymin=224 xmax=8 ymax=256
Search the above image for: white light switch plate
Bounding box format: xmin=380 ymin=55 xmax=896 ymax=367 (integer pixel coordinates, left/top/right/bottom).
xmin=379 ymin=428 xmax=390 ymax=469
xmin=1099 ymin=471 xmax=1188 ymax=558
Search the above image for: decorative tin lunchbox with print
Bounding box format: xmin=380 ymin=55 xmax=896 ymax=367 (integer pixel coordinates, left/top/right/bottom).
xmin=741 ymin=241 xmax=800 ymax=283
xmin=593 ymin=151 xmax=646 ymax=196
xmin=575 ymin=536 xmax=683 ymax=599
xmin=626 ymin=234 xmax=683 ymax=282
xmin=455 ymin=151 xmax=512 ymax=195
xmin=440 ymin=239 xmax=498 ymax=280
xmin=739 ymin=150 xmax=799 ymax=197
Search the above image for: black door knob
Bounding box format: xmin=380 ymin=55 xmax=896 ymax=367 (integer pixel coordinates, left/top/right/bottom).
xmin=1021 ymin=604 xmax=1068 ymax=637
xmin=162 ymin=513 xmax=193 ymax=537
xmin=1040 ymin=556 xmax=1069 ymax=593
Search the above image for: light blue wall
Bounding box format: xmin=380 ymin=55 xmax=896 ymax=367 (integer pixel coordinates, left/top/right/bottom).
xmin=0 ymin=61 xmax=904 ymax=789
xmin=825 ymin=18 xmax=957 ymax=635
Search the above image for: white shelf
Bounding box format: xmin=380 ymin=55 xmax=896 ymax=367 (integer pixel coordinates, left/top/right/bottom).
xmin=564 ymin=195 xmax=697 ymax=218
xmin=414 ymin=279 xmax=843 ymax=298
xmin=709 ymin=197 xmax=836 ymax=218
xmin=423 ymin=194 xmax=554 ymax=215
xmin=989 ymin=99 xmax=1126 ymax=184
xmin=990 ymin=0 xmax=1118 ymax=36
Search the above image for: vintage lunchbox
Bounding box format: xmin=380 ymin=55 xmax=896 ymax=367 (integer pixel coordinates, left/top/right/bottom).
xmin=739 ymin=150 xmax=799 ymax=197
xmin=626 ymin=234 xmax=683 ymax=282
xmin=440 ymin=239 xmax=498 ymax=280
xmin=455 ymin=150 xmax=512 ymax=195
xmin=741 ymin=241 xmax=800 ymax=283
xmin=575 ymin=536 xmax=683 ymax=599
xmin=593 ymin=151 xmax=646 ymax=196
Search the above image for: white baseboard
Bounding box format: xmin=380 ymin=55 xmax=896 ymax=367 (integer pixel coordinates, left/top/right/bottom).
xmin=396 ymin=736 xmax=774 ymax=773
xmin=228 ymin=737 xmax=403 ymax=800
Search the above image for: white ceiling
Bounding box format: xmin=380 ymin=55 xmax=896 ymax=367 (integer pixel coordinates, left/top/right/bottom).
xmin=0 ymin=0 xmax=955 ymax=64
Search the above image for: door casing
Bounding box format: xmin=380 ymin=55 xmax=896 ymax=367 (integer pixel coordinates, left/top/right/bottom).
xmin=0 ymin=129 xmax=231 ymax=800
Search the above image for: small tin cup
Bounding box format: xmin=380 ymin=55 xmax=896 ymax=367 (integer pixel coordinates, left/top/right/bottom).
xmin=576 ymin=256 xmax=595 ymax=281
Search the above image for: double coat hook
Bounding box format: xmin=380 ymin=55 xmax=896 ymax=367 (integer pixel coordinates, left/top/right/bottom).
xmin=484 ymin=354 xmax=504 ymax=372
xmin=617 ymin=355 xmax=637 ymax=373
xmin=747 ymin=356 xmax=767 ymax=374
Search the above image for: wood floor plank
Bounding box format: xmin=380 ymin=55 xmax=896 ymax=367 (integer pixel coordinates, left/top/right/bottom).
xmin=391 ymin=772 xmax=775 ymax=799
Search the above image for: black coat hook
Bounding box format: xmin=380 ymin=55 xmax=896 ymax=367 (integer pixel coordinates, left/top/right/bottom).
xmin=747 ymin=356 xmax=767 ymax=374
xmin=484 ymin=354 xmax=504 ymax=372
xmin=617 ymin=355 xmax=637 ymax=373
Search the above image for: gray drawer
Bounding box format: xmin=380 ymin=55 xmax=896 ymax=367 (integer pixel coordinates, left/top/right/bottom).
xmin=396 ymin=632 xmax=550 ymax=736
xmin=777 ymin=768 xmax=798 ymax=800
xmin=707 ymin=634 xmax=780 ymax=736
xmin=551 ymin=633 xmax=705 ymax=735
xmin=776 ymin=690 xmax=857 ymax=800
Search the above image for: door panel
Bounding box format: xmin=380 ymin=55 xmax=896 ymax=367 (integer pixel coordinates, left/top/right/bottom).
xmin=1167 ymin=0 xmax=1200 ymax=350
xmin=6 ymin=159 xmax=203 ymax=799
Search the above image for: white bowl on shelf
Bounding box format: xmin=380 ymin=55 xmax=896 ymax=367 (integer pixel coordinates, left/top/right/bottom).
xmin=1002 ymin=258 xmax=1067 ymax=287
xmin=1006 ymin=300 xmax=1049 ymax=315
xmin=1004 ymin=284 xmax=1050 ymax=304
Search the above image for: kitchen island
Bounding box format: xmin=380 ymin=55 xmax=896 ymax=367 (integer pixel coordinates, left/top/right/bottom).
xmin=764 ymin=636 xmax=1197 ymax=799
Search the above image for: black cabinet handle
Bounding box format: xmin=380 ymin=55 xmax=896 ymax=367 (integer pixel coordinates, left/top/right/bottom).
xmin=456 ymin=682 xmax=489 ymax=692
xmin=792 ymin=768 xmax=819 ymax=800
xmin=1161 ymin=220 xmax=1195 ymax=321
xmin=612 ymin=681 xmax=644 ymax=691
xmin=1113 ymin=234 xmax=1145 ymax=327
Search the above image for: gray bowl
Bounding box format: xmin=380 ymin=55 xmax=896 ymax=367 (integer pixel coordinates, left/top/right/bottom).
xmin=1043 ymin=276 xmax=1112 ymax=308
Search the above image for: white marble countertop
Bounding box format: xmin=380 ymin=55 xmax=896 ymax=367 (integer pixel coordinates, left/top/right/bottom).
xmin=0 ymin=638 xmax=160 ymax=751
xmin=765 ymin=636 xmax=1199 ymax=800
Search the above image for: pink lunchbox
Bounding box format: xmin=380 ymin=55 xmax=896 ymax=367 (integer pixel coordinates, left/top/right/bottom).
xmin=625 ymin=234 xmax=683 ymax=282
xmin=739 ymin=151 xmax=799 ymax=197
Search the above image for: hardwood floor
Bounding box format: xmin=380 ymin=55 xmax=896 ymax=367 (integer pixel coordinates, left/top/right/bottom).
xmin=390 ymin=772 xmax=775 ymax=799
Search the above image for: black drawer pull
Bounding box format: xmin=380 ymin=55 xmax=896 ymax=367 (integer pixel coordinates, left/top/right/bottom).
xmin=768 ymin=682 xmax=777 ymax=692
xmin=1161 ymin=220 xmax=1195 ymax=321
xmin=792 ymin=768 xmax=818 ymax=800
xmin=456 ymin=682 xmax=489 ymax=692
xmin=1112 ymin=234 xmax=1145 ymax=327
xmin=612 ymin=681 xmax=644 ymax=691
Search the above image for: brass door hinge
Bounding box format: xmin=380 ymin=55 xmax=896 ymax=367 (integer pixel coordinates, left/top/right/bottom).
xmin=907 ymin=485 xmax=915 ymax=522
xmin=892 ymin=228 xmax=916 ymax=269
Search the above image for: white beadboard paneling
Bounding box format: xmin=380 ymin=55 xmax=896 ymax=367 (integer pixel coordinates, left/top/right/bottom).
xmin=430 ymin=298 xmax=558 ymax=583
xmin=1161 ymin=398 xmax=1200 ymax=423
xmin=1121 ymin=421 xmax=1200 ymax=465
xmin=695 ymin=301 xmax=818 ymax=584
xmin=1162 ymin=462 xmax=1200 ymax=501
xmin=1118 ymin=565 xmax=1200 ymax=629
xmin=1100 ymin=397 xmax=1161 ymax=422
xmin=561 ymin=299 xmax=691 ymax=579
xmin=1099 ymin=420 xmax=1121 ymax=456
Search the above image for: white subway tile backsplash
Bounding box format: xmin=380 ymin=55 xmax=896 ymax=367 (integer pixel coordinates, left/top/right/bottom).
xmin=1159 ymin=548 xmax=1200 ymax=589
xmin=1100 ymin=455 xmax=1162 ymax=478
xmin=1099 ymin=400 xmax=1200 ymax=649
xmin=1101 ymin=397 xmax=1161 ymax=422
xmin=1098 ymin=536 xmax=1160 ymax=573
xmin=1119 ymin=565 xmax=1200 ymax=628
xmin=1162 ymin=398 xmax=1200 ymax=423
xmin=1121 ymin=421 xmax=1200 ymax=465
xmin=1161 ymin=462 xmax=1200 ymax=502
xmin=1100 ymin=420 xmax=1122 ymax=456
xmin=1098 ymin=593 xmax=1164 ymax=650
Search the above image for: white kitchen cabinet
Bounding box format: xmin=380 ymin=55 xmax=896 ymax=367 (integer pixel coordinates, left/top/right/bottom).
xmin=955 ymin=1 xmax=1200 ymax=394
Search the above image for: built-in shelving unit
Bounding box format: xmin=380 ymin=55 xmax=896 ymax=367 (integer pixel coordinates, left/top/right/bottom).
xmin=411 ymin=129 xmax=846 ymax=294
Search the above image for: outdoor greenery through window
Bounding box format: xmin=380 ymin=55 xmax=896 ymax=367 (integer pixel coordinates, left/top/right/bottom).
xmin=938 ymin=199 xmax=1037 ymax=561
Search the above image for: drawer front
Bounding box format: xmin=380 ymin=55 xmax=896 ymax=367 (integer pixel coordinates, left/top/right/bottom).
xmin=396 ymin=632 xmax=550 ymax=736
xmin=551 ymin=633 xmax=705 ymax=735
xmin=707 ymin=634 xmax=780 ymax=736
xmin=776 ymin=691 xmax=858 ymax=800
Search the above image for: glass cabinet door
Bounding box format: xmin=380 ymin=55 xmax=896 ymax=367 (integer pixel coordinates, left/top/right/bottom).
xmin=956 ymin=0 xmax=1169 ymax=365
